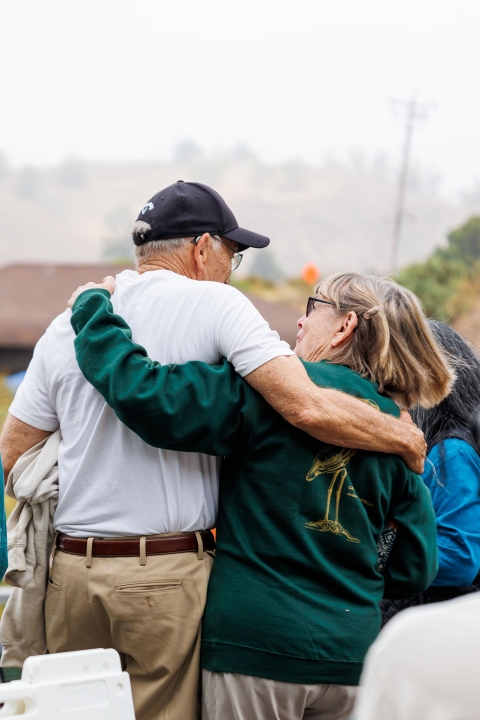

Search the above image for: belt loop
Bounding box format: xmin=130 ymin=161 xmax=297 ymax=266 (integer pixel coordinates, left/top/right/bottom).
xmin=194 ymin=531 xmax=204 ymax=561
xmin=86 ymin=537 xmax=94 ymax=568
xmin=140 ymin=536 xmax=147 ymax=566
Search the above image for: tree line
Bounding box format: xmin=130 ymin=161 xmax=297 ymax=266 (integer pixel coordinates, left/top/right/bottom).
xmin=397 ymin=216 xmax=480 ymax=322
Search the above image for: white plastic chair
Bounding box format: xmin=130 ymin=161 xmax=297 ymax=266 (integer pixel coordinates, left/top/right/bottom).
xmin=0 ymin=648 xmax=135 ymax=718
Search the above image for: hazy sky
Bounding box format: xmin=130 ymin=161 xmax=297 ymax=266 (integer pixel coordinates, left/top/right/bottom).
xmin=1 ymin=0 xmax=479 ymax=197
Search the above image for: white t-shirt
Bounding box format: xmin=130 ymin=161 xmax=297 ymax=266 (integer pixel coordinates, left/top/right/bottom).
xmin=355 ymin=593 xmax=480 ymax=720
xmin=10 ymin=269 xmax=293 ymax=537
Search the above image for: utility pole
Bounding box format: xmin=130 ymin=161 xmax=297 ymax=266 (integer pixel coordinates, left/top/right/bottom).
xmin=390 ymin=95 xmax=430 ymax=275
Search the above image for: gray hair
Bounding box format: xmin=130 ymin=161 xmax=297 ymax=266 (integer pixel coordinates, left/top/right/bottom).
xmin=131 ymin=221 xmax=224 ymax=265
xmin=131 ymin=221 xmax=191 ymax=264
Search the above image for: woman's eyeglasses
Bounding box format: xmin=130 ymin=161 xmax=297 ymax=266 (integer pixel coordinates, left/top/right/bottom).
xmin=306 ymin=296 xmax=347 ymax=317
xmin=192 ymin=235 xmax=243 ymax=271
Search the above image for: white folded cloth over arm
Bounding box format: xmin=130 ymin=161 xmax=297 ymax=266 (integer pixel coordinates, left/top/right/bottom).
xmin=0 ymin=430 xmax=60 ymax=667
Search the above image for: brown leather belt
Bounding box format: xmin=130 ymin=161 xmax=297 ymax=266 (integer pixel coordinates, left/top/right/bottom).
xmin=56 ymin=531 xmax=215 ymax=558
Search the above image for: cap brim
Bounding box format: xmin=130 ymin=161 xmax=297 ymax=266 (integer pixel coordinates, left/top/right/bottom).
xmin=222 ymin=226 xmax=270 ymax=252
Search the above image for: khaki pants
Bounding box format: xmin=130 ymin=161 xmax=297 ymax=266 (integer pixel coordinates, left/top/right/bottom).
xmin=202 ymin=670 xmax=357 ymax=720
xmin=45 ymin=544 xmax=214 ymax=720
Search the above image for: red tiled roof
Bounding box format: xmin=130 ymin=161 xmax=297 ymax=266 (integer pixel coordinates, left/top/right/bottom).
xmin=0 ymin=264 xmax=300 ymax=349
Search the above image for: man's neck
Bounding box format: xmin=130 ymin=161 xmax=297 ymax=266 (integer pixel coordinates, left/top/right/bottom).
xmin=137 ymin=255 xmax=195 ymax=278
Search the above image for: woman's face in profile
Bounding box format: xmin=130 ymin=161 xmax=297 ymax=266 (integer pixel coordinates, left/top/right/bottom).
xmin=295 ymin=296 xmax=343 ymax=362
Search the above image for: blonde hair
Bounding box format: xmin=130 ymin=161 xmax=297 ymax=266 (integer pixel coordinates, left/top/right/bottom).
xmin=315 ymin=272 xmax=455 ymax=409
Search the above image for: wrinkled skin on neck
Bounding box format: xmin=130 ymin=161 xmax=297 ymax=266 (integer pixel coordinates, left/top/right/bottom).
xmin=136 ymin=233 xmax=237 ymax=285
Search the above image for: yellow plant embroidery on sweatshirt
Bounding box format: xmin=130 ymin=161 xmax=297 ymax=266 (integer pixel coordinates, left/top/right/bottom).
xmin=305 ymin=398 xmax=379 ymax=543
xmin=305 ymin=445 xmax=360 ymax=543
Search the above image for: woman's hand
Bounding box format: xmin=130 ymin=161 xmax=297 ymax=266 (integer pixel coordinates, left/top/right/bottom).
xmin=68 ymin=276 xmax=116 ymax=309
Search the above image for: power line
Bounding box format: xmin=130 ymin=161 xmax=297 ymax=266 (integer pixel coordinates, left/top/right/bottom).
xmin=390 ymin=95 xmax=431 ymax=275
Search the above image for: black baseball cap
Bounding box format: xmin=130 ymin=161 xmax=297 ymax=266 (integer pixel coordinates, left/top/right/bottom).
xmin=133 ymin=180 xmax=270 ymax=252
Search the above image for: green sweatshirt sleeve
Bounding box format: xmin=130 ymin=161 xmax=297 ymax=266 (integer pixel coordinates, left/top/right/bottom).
xmin=383 ymin=470 xmax=438 ymax=598
xmin=71 ymin=289 xmax=251 ymax=459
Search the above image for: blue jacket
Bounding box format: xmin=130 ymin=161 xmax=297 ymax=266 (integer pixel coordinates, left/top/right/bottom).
xmin=424 ymin=439 xmax=480 ymax=587
xmin=0 ymin=457 xmax=8 ymax=579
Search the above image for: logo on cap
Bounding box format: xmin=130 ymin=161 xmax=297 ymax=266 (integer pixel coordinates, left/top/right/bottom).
xmin=141 ymin=202 xmax=154 ymax=215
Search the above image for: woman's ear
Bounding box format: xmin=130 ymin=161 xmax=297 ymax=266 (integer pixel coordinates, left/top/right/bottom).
xmin=331 ymin=311 xmax=358 ymax=348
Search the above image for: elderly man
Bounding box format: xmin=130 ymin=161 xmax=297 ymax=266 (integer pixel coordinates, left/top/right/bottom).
xmin=0 ymin=181 xmax=424 ymax=720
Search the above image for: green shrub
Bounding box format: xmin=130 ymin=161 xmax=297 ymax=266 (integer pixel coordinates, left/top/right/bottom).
xmin=397 ymin=216 xmax=480 ymax=322
xmin=397 ymin=256 xmax=468 ymax=321
xmin=437 ymin=216 xmax=480 ymax=266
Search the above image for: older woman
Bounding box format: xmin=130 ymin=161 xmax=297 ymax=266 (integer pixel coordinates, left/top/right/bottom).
xmin=67 ymin=272 xmax=452 ymax=720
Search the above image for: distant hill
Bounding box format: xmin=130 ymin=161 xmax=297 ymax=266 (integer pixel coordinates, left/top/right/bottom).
xmin=0 ymin=158 xmax=477 ymax=276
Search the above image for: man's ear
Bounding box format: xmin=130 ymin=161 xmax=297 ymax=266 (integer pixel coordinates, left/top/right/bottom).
xmin=331 ymin=311 xmax=358 ymax=348
xmin=192 ymin=233 xmax=210 ymax=276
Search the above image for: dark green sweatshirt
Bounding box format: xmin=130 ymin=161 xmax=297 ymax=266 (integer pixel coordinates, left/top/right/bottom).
xmin=71 ymin=290 xmax=438 ymax=686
